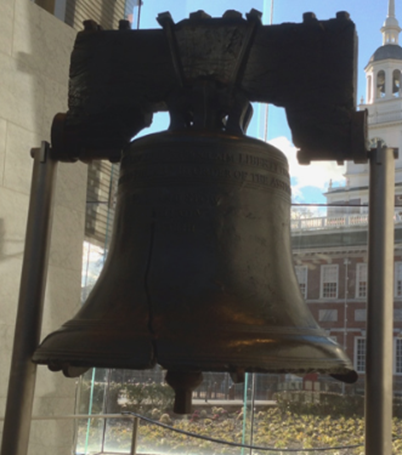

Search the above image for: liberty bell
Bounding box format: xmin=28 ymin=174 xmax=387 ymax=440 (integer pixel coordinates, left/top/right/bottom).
xmin=34 ymin=10 xmax=366 ymax=413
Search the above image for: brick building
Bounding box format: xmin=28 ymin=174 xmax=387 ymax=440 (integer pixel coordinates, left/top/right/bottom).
xmin=292 ymin=217 xmax=402 ymax=389
xmin=291 ymin=0 xmax=402 ymax=390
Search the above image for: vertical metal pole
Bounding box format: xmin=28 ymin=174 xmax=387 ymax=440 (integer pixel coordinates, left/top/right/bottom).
xmin=365 ymin=145 xmax=396 ymax=455
xmin=342 ymin=258 xmax=350 ymax=395
xmin=248 ymin=374 xmax=256 ymax=455
xmin=0 ymin=142 xmax=58 ymax=455
xmin=130 ymin=417 xmax=139 ymax=455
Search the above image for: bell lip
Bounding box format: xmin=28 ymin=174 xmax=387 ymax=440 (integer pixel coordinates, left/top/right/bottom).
xmin=32 ymin=326 xmax=156 ymax=372
xmin=156 ymin=362 xmax=357 ymax=380
xmin=33 ymin=325 xmax=356 ymax=380
xmin=32 ymin=354 xmax=157 ymax=372
xmin=331 ymin=370 xmax=359 ymax=384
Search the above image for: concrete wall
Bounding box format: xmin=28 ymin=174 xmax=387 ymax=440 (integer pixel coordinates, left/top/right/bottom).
xmin=0 ymin=1 xmax=86 ymax=454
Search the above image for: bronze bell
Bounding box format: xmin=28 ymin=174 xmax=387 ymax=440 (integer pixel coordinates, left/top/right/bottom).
xmin=34 ymin=129 xmax=357 ymax=412
xmin=33 ymin=10 xmax=361 ymax=413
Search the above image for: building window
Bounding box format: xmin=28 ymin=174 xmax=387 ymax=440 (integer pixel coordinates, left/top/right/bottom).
xmin=355 ymin=337 xmax=366 ymax=373
xmin=393 ymin=69 xmax=401 ymax=97
xmin=395 ymin=339 xmax=402 ymax=375
xmin=320 ymin=264 xmax=338 ymax=299
xmin=377 ymin=70 xmax=386 ymax=98
xmin=395 ymin=309 xmax=402 ymax=322
xmin=356 ymin=263 xmax=367 ymax=298
xmin=367 ymin=74 xmax=372 ymax=102
xmin=395 ymin=262 xmax=402 ymax=297
xmin=295 ymin=265 xmax=308 ymax=299
xmin=355 ymin=309 xmax=367 ymax=321
xmin=318 ymin=309 xmax=338 ymax=322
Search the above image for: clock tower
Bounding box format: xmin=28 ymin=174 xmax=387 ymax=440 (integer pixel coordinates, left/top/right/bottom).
xmin=326 ymin=0 xmax=402 ymax=211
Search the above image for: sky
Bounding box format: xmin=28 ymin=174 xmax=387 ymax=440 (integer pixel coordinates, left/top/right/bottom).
xmin=128 ymin=0 xmax=394 ymax=206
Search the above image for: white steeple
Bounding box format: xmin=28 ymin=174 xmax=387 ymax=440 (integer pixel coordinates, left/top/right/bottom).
xmin=381 ymin=0 xmax=401 ymax=45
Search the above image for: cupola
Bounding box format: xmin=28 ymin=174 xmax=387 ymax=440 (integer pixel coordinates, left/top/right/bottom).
xmin=365 ymin=0 xmax=402 ymax=103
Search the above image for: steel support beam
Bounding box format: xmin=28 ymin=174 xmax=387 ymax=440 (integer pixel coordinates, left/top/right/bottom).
xmin=365 ymin=145 xmax=396 ymax=455
xmin=0 ymin=143 xmax=57 ymax=455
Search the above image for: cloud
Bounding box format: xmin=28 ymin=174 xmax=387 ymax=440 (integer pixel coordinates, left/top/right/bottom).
xmin=268 ymin=136 xmax=346 ymax=201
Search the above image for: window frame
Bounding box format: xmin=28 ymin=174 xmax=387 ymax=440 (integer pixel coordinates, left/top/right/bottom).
xmin=393 ymin=69 xmax=401 ymax=97
xmin=318 ymin=309 xmax=338 ymax=322
xmin=395 ymin=338 xmax=402 ymax=375
xmin=354 ymin=336 xmax=366 ymax=374
xmin=377 ymin=69 xmax=386 ymax=98
xmin=320 ymin=264 xmax=339 ymax=299
xmin=354 ymin=309 xmax=367 ymax=322
xmin=295 ymin=265 xmax=308 ymax=299
xmin=395 ymin=262 xmax=402 ymax=298
xmin=355 ymin=263 xmax=368 ymax=299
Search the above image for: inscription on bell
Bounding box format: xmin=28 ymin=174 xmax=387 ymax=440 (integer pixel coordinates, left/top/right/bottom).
xmin=123 ymin=153 xmax=290 ymax=195
xmin=238 ymin=153 xmax=288 ymax=176
xmin=126 ymin=150 xmax=288 ymax=176
xmin=250 ymin=174 xmax=291 ymax=195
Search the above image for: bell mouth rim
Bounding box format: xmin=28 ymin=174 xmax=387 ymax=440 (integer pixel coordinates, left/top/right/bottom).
xmin=33 ymin=333 xmax=356 ymax=383
xmin=34 ymin=354 xmax=357 ymax=384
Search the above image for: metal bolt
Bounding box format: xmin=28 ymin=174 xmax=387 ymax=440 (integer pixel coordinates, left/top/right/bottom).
xmin=119 ymin=20 xmax=131 ymax=30
xmin=303 ymin=12 xmax=317 ymax=22
xmin=336 ymin=11 xmax=350 ymax=20
xmin=83 ymin=20 xmax=99 ymax=31
xmin=223 ymin=10 xmax=243 ymax=20
xmin=247 ymin=9 xmax=263 ymax=22
xmin=157 ymin=11 xmax=173 ymax=27
xmin=189 ymin=10 xmax=212 ymax=20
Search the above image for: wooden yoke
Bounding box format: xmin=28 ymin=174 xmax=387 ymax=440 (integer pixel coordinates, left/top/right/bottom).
xmin=51 ymin=10 xmax=368 ymax=164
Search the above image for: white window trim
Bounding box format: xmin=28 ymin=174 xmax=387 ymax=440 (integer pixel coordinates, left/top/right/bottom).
xmin=354 ymin=336 xmax=366 ymax=374
xmin=355 ymin=263 xmax=368 ymax=299
xmin=318 ymin=309 xmax=338 ymax=322
xmin=354 ymin=309 xmax=367 ymax=322
xmin=320 ymin=264 xmax=339 ymax=299
xmin=395 ymin=262 xmax=402 ymax=298
xmin=295 ymin=265 xmax=308 ymax=299
xmin=395 ymin=338 xmax=402 ymax=376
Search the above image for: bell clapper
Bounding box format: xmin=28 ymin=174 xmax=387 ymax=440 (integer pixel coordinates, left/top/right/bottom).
xmin=230 ymin=369 xmax=245 ymax=384
xmin=165 ymin=370 xmax=203 ymax=414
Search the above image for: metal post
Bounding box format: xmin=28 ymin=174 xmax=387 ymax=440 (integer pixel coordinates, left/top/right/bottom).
xmin=130 ymin=417 xmax=139 ymax=455
xmin=0 ymin=142 xmax=58 ymax=455
xmin=342 ymin=258 xmax=351 ymax=395
xmin=365 ymin=145 xmax=396 ymax=455
xmin=248 ymin=373 xmax=256 ymax=455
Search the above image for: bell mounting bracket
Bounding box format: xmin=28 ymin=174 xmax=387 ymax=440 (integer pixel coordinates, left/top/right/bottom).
xmin=50 ymin=9 xmax=367 ymax=164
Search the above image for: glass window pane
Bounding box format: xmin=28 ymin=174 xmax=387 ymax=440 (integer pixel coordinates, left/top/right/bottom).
xmin=295 ymin=265 xmax=308 ymax=298
xmin=396 ymin=339 xmax=402 ymax=374
xmin=356 ymin=263 xmax=368 ymax=298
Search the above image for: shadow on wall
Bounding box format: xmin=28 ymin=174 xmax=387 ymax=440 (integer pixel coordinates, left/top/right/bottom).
xmin=64 ymin=0 xmax=119 ymax=29
xmin=101 ymin=0 xmax=117 ymax=29
xmin=15 ymin=4 xmax=46 ymax=142
xmin=0 ymin=219 xmax=24 ymax=262
xmin=10 ymin=2 xmax=77 ymax=453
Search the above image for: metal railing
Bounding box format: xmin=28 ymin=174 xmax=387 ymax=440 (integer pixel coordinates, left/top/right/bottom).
xmin=291 ymin=211 xmax=402 ymax=232
xmin=367 ymin=110 xmax=402 ymax=125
